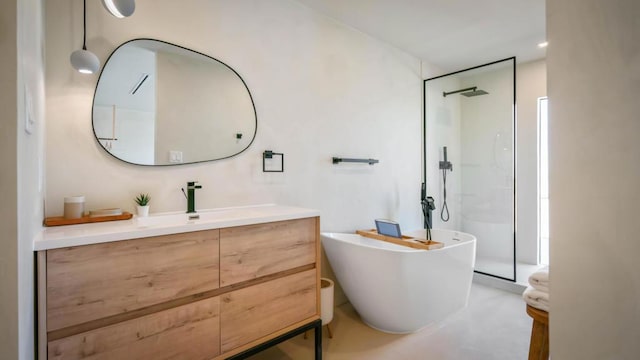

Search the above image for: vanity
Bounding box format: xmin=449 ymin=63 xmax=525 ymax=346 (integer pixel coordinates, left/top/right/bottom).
xmin=35 ymin=205 xmax=321 ymax=360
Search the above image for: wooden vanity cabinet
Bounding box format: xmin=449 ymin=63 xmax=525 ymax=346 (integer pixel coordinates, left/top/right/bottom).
xmin=48 ymin=297 xmax=221 ymax=360
xmin=221 ymin=269 xmax=317 ymax=353
xmin=46 ymin=229 xmax=221 ymax=332
xmin=38 ymin=217 xmax=320 ymax=360
xmin=220 ymin=217 xmax=317 ymax=286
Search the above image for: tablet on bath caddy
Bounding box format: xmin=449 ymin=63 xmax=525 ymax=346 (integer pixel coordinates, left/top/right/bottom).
xmin=375 ymin=219 xmax=403 ymax=238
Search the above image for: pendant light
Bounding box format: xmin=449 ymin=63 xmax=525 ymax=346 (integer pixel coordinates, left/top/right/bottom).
xmin=70 ymin=0 xmax=100 ymax=74
xmin=101 ymin=0 xmax=135 ymax=18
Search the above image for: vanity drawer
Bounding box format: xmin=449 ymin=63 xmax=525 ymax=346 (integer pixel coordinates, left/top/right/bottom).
xmin=48 ymin=296 xmax=220 ymax=360
xmin=220 ymin=217 xmax=317 ymax=286
xmin=47 ymin=229 xmax=220 ymax=331
xmin=220 ymin=269 xmax=317 ymax=352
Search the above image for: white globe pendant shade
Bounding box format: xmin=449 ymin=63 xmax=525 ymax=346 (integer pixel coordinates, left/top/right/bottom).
xmin=101 ymin=0 xmax=135 ymax=18
xmin=70 ymin=49 xmax=100 ymax=74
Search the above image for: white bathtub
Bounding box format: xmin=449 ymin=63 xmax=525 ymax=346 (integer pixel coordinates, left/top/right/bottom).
xmin=321 ymin=229 xmax=476 ymax=333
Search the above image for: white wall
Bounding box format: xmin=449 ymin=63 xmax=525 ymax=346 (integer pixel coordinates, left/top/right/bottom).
xmin=46 ymin=0 xmax=424 ymax=305
xmin=0 ymin=1 xmax=19 ymax=358
xmin=0 ymin=0 xmax=45 ymax=359
xmin=548 ymin=0 xmax=640 ymax=358
xmin=17 ymin=0 xmax=46 ymax=358
xmin=46 ymin=0 xmax=423 ymax=227
xmin=516 ymin=60 xmax=546 ymax=265
xmin=424 ymin=75 xmax=462 ymax=231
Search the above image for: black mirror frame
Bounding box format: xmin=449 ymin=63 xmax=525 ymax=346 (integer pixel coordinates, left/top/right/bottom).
xmin=91 ymin=38 xmax=258 ymax=166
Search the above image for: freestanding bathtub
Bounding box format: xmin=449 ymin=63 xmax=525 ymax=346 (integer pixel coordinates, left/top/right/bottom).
xmin=321 ymin=229 xmax=476 ymax=333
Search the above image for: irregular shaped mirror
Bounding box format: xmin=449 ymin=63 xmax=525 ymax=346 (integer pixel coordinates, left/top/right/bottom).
xmin=93 ymin=39 xmax=257 ymax=165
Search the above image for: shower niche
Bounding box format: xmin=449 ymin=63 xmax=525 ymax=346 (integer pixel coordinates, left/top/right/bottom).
xmin=423 ymin=58 xmax=516 ymax=281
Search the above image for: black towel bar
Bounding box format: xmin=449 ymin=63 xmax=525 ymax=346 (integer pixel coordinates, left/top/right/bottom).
xmin=332 ymin=157 xmax=379 ymax=165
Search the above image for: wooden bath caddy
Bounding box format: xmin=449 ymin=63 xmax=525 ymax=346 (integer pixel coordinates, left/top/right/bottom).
xmin=44 ymin=212 xmax=133 ymax=227
xmin=356 ymin=229 xmax=444 ymax=250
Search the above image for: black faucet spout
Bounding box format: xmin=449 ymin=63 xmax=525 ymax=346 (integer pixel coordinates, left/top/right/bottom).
xmin=186 ymin=181 xmax=202 ymax=213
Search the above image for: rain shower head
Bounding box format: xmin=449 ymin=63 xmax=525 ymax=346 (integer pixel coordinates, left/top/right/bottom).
xmin=443 ymin=86 xmax=489 ymax=97
xmin=461 ymin=89 xmax=489 ymax=97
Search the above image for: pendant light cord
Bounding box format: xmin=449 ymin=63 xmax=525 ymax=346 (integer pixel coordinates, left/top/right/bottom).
xmin=82 ymin=0 xmax=87 ymax=50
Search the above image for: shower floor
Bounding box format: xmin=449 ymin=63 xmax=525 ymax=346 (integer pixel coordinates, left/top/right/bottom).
xmin=475 ymin=256 xmax=546 ymax=287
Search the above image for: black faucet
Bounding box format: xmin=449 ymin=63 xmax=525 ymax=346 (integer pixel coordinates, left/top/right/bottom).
xmin=421 ymin=182 xmax=436 ymax=240
xmin=422 ymin=197 xmax=436 ymax=229
xmin=186 ymin=181 xmax=202 ymax=213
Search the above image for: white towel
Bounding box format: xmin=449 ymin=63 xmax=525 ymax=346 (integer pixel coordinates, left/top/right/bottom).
xmin=528 ymin=266 xmax=549 ymax=292
xmin=523 ymin=286 xmax=549 ymax=312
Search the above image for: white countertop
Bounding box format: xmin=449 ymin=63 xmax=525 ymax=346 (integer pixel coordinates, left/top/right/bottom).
xmin=34 ymin=204 xmax=320 ymax=251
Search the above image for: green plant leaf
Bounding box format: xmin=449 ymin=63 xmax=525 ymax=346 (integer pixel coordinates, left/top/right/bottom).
xmin=134 ymin=193 xmax=150 ymax=206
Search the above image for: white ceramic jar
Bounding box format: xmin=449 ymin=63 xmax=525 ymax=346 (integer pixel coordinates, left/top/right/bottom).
xmin=64 ymin=196 xmax=85 ymax=219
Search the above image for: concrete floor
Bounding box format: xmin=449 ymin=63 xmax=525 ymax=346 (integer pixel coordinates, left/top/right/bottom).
xmin=475 ymin=256 xmax=545 ymax=287
xmin=248 ymin=283 xmax=531 ymax=360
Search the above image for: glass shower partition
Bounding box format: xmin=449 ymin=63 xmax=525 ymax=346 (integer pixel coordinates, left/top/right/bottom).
xmin=423 ymin=58 xmax=516 ymax=281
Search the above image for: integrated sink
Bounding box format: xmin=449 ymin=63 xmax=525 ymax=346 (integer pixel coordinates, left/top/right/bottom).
xmin=135 ymin=207 xmax=261 ymax=227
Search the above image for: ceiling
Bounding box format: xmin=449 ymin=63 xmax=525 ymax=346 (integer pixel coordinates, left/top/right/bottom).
xmin=293 ymin=0 xmax=546 ymax=73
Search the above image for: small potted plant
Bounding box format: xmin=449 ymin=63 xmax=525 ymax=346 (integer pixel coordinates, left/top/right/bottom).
xmin=134 ymin=193 xmax=151 ymax=217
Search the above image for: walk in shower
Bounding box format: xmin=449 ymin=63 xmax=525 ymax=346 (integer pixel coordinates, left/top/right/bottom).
xmin=423 ymin=58 xmax=516 ymax=281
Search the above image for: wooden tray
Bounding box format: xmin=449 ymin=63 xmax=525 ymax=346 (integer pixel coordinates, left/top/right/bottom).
xmin=356 ymin=229 xmax=444 ymax=250
xmin=44 ymin=212 xmax=133 ymax=227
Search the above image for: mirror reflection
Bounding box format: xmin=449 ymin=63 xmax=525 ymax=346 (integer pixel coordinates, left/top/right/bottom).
xmin=93 ymin=39 xmax=257 ymax=165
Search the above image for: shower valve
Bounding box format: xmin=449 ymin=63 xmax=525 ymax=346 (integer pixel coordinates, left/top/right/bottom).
xmin=439 ymin=160 xmax=453 ymax=171
xmin=439 ymin=146 xmax=453 ymax=171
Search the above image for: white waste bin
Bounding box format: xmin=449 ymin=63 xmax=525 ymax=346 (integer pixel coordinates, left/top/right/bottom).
xmin=321 ymin=278 xmax=334 ymax=338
